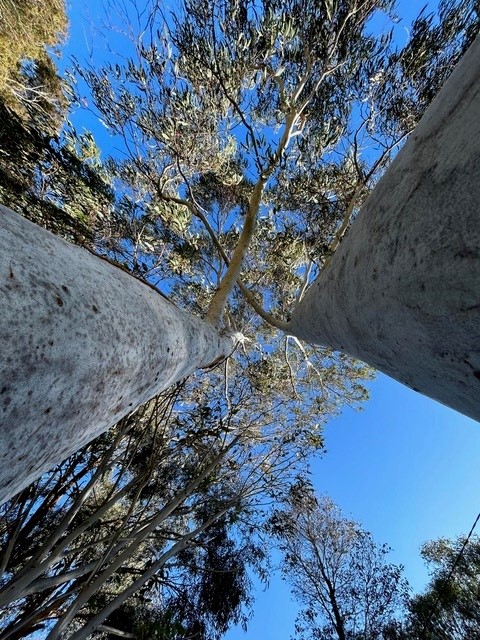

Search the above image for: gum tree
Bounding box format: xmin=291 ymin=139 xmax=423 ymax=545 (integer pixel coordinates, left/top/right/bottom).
xmin=0 ymin=358 xmax=327 ymax=638
xmin=269 ymin=485 xmax=408 ymax=640
xmin=290 ymin=31 xmax=480 ymax=422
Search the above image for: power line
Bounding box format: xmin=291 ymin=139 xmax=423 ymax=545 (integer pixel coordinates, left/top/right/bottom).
xmin=420 ymin=509 xmax=480 ymax=639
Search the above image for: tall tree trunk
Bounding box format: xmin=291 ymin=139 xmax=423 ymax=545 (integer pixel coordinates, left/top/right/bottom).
xmin=0 ymin=206 xmax=232 ymax=504
xmin=289 ymin=35 xmax=480 ymax=422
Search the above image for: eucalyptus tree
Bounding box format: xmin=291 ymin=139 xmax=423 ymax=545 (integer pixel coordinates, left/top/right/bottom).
xmin=0 ymin=332 xmax=340 ymax=639
xmin=405 ymin=534 xmax=480 ymax=640
xmin=290 ymin=26 xmax=480 ymax=422
xmin=1 ymin=0 xmax=479 ymax=502
xmin=269 ymin=484 xmax=408 ymax=640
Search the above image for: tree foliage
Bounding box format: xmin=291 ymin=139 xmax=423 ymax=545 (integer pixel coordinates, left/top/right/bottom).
xmin=0 ymin=103 xmax=114 ymax=246
xmin=269 ymin=484 xmax=409 ymax=640
xmin=400 ymin=534 xmax=480 ymax=640
xmin=0 ymin=0 xmax=67 ymax=127
xmin=74 ymin=0 xmax=478 ymax=325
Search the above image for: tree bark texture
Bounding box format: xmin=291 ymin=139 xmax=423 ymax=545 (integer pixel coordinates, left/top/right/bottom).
xmin=0 ymin=206 xmax=232 ymax=504
xmin=290 ymin=35 xmax=480 ymax=422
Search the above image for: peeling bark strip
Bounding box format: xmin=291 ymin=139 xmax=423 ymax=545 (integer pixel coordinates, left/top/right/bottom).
xmin=0 ymin=206 xmax=232 ymax=504
xmin=290 ymin=35 xmax=480 ymax=422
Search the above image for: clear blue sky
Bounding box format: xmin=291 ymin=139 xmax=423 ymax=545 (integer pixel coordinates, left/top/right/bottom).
xmin=60 ymin=1 xmax=480 ymax=638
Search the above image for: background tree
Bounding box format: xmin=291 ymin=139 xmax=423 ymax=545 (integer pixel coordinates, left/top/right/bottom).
xmin=0 ymin=384 xmax=260 ymax=639
xmin=404 ymin=534 xmax=480 ymax=640
xmin=0 ymin=0 xmax=113 ymax=246
xmin=0 ymin=108 xmax=114 ymax=246
xmin=269 ymin=484 xmax=408 ymax=640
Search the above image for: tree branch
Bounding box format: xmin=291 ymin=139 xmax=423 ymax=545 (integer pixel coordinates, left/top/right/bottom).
xmin=205 ymin=108 xmax=299 ymax=326
xmin=65 ymin=503 xmax=236 ymax=640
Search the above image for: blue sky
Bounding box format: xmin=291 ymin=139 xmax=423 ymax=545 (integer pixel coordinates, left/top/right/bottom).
xmin=59 ymin=0 xmax=480 ymax=637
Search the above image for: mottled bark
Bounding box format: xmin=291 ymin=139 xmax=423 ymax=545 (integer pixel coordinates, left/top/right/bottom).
xmin=289 ymin=36 xmax=480 ymax=422
xmin=0 ymin=206 xmax=233 ymax=504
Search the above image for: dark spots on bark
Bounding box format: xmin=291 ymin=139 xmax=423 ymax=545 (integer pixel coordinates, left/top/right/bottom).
xmin=129 ymin=402 xmax=133 ymax=407
xmin=473 ymin=371 xmax=480 ymax=380
xmin=92 ymin=305 xmax=99 ymax=313
xmin=354 ymin=256 xmax=359 ymax=267
xmin=412 ymin=387 xmax=420 ymax=393
xmin=0 ymin=386 xmax=7 ymax=394
xmin=44 ymin=407 xmax=51 ymax=414
xmin=61 ymin=285 xmax=69 ymax=293
xmin=405 ymin=302 xmax=421 ymax=311
xmin=49 ymin=340 xmax=54 ymax=346
xmin=167 ymin=347 xmax=170 ymax=353
xmin=3 ymin=396 xmax=11 ymax=407
xmin=55 ymin=296 xmax=63 ymax=307
xmin=95 ymin=380 xmax=105 ymax=393
xmin=454 ymin=248 xmax=478 ymax=260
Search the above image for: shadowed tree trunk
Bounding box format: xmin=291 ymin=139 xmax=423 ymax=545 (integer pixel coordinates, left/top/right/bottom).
xmin=0 ymin=206 xmax=233 ymax=504
xmin=289 ymin=35 xmax=480 ymax=423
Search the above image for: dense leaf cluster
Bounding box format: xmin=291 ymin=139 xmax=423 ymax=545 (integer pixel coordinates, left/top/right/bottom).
xmin=0 ymin=0 xmax=67 ymax=126
xmin=0 ymin=103 xmax=114 ymax=246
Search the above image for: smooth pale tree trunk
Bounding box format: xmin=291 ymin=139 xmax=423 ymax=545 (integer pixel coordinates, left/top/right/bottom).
xmin=0 ymin=206 xmax=233 ymax=504
xmin=290 ymin=35 xmax=480 ymax=422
